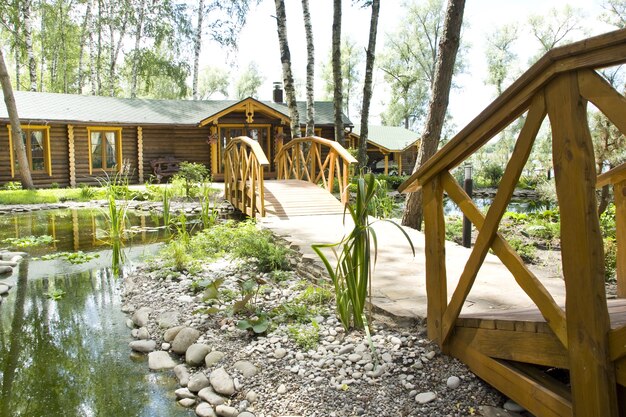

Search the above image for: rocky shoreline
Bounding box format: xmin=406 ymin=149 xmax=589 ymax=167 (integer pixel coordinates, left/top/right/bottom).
xmin=120 ymin=241 xmax=529 ymax=417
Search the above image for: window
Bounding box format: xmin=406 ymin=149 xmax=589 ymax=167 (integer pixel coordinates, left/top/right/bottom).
xmin=87 ymin=127 xmax=122 ymax=174
xmin=7 ymin=125 xmax=52 ymax=177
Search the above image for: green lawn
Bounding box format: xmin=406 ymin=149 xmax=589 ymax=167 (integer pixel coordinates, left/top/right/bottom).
xmin=0 ymin=188 xmax=104 ymax=205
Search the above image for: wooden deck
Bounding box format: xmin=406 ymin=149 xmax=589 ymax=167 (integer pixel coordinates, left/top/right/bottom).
xmin=263 ymin=179 xmax=345 ymax=218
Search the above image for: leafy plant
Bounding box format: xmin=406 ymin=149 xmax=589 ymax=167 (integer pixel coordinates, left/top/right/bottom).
xmin=237 ymin=313 xmax=270 ymax=335
xmin=604 ymin=237 xmax=617 ymax=281
xmin=200 ymin=182 xmax=219 ymax=228
xmin=45 ymin=287 xmax=65 ymax=300
xmin=508 ymin=238 xmax=537 ymax=263
xmin=162 ymin=185 xmax=172 ymax=226
xmin=3 ymin=181 xmax=22 ymax=190
xmin=79 ymin=184 xmax=95 ymax=201
xmin=312 ymin=174 xmax=414 ymax=330
xmin=369 ymin=178 xmax=395 ymax=219
xmin=173 ymin=162 xmax=210 ymax=198
xmin=37 ymin=251 xmax=100 ymax=264
xmin=2 ymin=235 xmax=56 ymax=248
xmin=288 ymin=320 xmax=320 ymax=350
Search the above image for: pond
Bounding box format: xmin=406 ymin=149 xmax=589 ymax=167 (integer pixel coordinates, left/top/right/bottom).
xmin=0 ymin=208 xmax=194 ymax=417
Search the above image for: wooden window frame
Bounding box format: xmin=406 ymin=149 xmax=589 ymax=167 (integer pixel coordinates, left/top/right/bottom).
xmin=86 ymin=126 xmax=123 ymax=174
xmin=300 ymin=127 xmax=323 ymax=137
xmin=7 ymin=125 xmax=52 ymax=177
xmin=217 ymin=124 xmax=271 ymax=174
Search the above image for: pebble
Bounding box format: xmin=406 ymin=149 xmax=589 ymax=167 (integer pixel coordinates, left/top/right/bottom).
xmin=415 ymin=391 xmax=437 ymax=404
xmin=177 ymin=398 xmax=195 ymax=408
xmin=195 ymin=402 xmax=217 ymax=417
xmin=174 ymin=364 xmax=190 ymax=387
xmin=147 ymin=351 xmax=177 ymax=370
xmin=277 ymin=384 xmax=287 ymax=394
xmin=186 ymin=343 xmax=211 ymax=366
xmin=198 ymin=387 xmax=226 ymax=406
xmin=188 ymin=372 xmax=211 ymax=393
xmin=205 ymin=351 xmax=226 ymax=367
xmin=447 ymin=376 xmax=461 ymax=389
xmin=163 ymin=325 xmax=184 ymax=342
xmin=245 ymin=390 xmax=258 ymax=403
xmin=129 ymin=339 xmax=156 ymax=353
xmin=171 ymin=327 xmax=200 ymax=354
xmin=131 ymin=306 xmax=152 ymax=327
xmin=273 ymin=348 xmax=287 ymax=359
xmin=0 ymin=284 xmax=9 ymax=295
xmin=234 ymin=360 xmax=259 ymax=378
xmin=174 ymin=387 xmax=196 ymax=400
xmin=215 ymin=404 xmax=238 ymax=417
xmin=210 ymin=367 xmax=235 ymax=396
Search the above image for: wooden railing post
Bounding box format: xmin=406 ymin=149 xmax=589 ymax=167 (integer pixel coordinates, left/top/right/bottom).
xmin=423 ymin=175 xmax=447 ymax=345
xmin=546 ymin=73 xmax=618 ymax=417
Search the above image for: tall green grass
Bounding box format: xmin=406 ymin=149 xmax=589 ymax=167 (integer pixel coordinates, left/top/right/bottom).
xmin=312 ymin=174 xmax=414 ymax=330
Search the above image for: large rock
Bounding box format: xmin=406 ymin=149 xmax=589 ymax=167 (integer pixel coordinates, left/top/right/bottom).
xmin=175 ymin=387 xmax=196 ymax=400
xmin=148 ymin=351 xmax=177 ymax=370
xmin=174 ymin=364 xmax=190 ymax=387
xmin=0 ymin=266 xmax=12 ymax=276
xmin=233 ymin=361 xmax=258 ymax=378
xmin=163 ymin=325 xmax=185 ymax=342
xmin=171 ymin=327 xmax=200 ymax=354
xmin=215 ymin=404 xmax=238 ymax=417
xmin=186 ymin=343 xmax=210 ymax=366
xmin=131 ymin=306 xmax=153 ymax=328
xmin=157 ymin=311 xmax=179 ymax=328
xmin=136 ymin=327 xmax=150 ymax=340
xmin=195 ymin=403 xmax=217 ymax=417
xmin=204 ymin=351 xmax=225 ymax=367
xmin=0 ymin=284 xmax=9 ymax=295
xmin=210 ymin=367 xmax=235 ymax=396
xmin=129 ymin=339 xmax=156 ymax=353
xmin=188 ymin=372 xmax=211 ymax=393
xmin=197 ymin=387 xmax=226 ymax=406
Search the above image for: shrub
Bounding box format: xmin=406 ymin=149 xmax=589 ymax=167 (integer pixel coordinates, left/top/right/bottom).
xmin=445 ymin=216 xmax=463 ymax=244
xmin=288 ymin=321 xmax=320 ymax=350
xmin=604 ymin=237 xmax=617 ymax=281
xmin=508 ymin=237 xmax=537 ymax=263
xmin=173 ymin=162 xmax=210 ymax=198
xmin=3 ymin=181 xmax=22 ymax=190
xmin=478 ymin=163 xmax=504 ymax=187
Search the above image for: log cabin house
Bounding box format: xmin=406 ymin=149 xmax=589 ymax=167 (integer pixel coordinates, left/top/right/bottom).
xmin=0 ymin=88 xmax=352 ymax=188
xmin=347 ymin=125 xmax=420 ymax=175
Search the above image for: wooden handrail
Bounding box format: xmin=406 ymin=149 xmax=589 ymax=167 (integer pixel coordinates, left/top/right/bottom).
xmin=597 ymin=161 xmax=626 ymax=188
xmin=399 ymin=28 xmax=626 ymax=193
xmin=223 ymin=136 xmax=269 ymax=217
xmin=275 ymin=135 xmax=357 ymax=204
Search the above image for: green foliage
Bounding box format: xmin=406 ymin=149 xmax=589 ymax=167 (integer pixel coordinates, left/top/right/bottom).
xmin=45 ymin=287 xmax=66 ymax=300
xmin=79 ymin=184 xmax=96 ymax=201
xmin=162 ymin=185 xmax=172 ymax=226
xmin=604 ymin=237 xmax=617 ymax=281
xmin=373 ymin=174 xmax=409 ymax=190
xmin=288 ymin=321 xmax=320 ymax=351
xmin=600 ymin=204 xmax=616 ymax=240
xmin=312 ymin=174 xmax=414 ymax=330
xmin=2 ymin=235 xmax=56 ymax=248
xmin=50 ymin=182 xmax=60 ymax=189
xmin=237 ymin=313 xmax=270 ymax=335
xmin=37 ymin=251 xmax=100 ymax=264
xmin=200 ymin=183 xmax=219 ymax=229
xmin=3 ymin=181 xmax=22 ymax=190
xmin=478 ymin=162 xmax=504 ymax=187
xmin=507 ymin=238 xmax=537 ymax=263
xmin=173 ymin=162 xmax=210 ymax=198
xmin=169 ymin=240 xmax=191 ymax=272
xmin=235 ymin=61 xmax=265 ymax=99
xmin=445 ymin=216 xmax=463 ymax=244
xmin=369 ymin=179 xmax=395 ymax=219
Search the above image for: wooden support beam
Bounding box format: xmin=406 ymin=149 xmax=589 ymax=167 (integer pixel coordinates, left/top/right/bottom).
xmin=137 ymin=126 xmax=144 ymax=183
xmin=546 ymin=72 xmax=618 ymax=417
xmin=422 ymin=176 xmax=447 ymax=344
xmin=578 ymin=69 xmax=626 ymax=136
xmin=67 ymin=125 xmax=76 ymax=188
xmin=384 ymin=154 xmax=389 ymax=175
xmin=616 ymin=179 xmax=626 ymax=298
xmin=448 ymin=336 xmax=573 ymax=417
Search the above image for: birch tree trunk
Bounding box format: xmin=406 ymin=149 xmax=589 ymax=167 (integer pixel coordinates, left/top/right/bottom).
xmin=332 ymin=0 xmax=344 ymax=145
xmin=39 ymin=5 xmax=45 ymax=91
xmin=357 ymin=0 xmax=380 ymax=170
xmin=22 ymin=0 xmax=37 ymax=91
xmin=402 ymin=0 xmax=465 ymax=230
xmin=192 ymin=0 xmax=204 ymax=100
xmin=0 ymin=47 xmax=34 ymax=189
xmin=77 ymin=0 xmax=92 ymax=94
xmin=130 ymin=0 xmax=146 ymax=98
xmin=302 ymin=0 xmax=315 ymax=136
xmin=107 ymin=0 xmax=128 ymax=97
xmin=274 ymin=0 xmax=300 ymax=139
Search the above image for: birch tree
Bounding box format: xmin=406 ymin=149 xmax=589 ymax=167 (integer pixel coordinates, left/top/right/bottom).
xmin=357 ymin=0 xmax=380 ymax=170
xmin=332 ymin=0 xmax=343 ymax=145
xmin=274 ymin=0 xmax=300 ymax=139
xmin=22 ymin=0 xmax=37 ymax=91
xmin=402 ymin=0 xmax=465 ymax=230
xmin=129 ymin=0 xmax=147 ymax=98
xmin=302 ymin=0 xmax=315 ymax=136
xmin=191 ymin=0 xmax=204 ymax=99
xmin=0 ymin=46 xmax=34 ymax=189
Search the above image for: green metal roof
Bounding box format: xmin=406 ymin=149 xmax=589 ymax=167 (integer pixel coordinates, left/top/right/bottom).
xmin=351 ymin=124 xmax=420 ymax=152
xmin=0 ymin=91 xmax=352 ymax=127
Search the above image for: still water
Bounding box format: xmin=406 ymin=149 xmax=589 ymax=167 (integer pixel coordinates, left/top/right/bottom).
xmin=0 ymin=209 xmax=193 ymax=417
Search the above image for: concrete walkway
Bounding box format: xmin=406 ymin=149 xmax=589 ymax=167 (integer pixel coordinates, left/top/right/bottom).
xmin=260 ymin=213 xmax=566 ymax=323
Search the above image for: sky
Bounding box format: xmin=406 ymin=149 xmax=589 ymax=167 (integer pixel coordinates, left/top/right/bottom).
xmin=199 ymin=0 xmax=616 ymax=131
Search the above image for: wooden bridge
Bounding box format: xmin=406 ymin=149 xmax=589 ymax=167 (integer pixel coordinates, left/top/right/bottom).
xmin=399 ymin=28 xmax=626 ymax=417
xmin=223 ymin=135 xmax=357 ymax=219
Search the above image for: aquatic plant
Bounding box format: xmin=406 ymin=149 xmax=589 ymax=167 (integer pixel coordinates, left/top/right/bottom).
xmin=2 ymin=235 xmax=56 ymax=248
xmin=37 ymin=251 xmax=100 ymax=264
xmin=312 ymin=174 xmax=414 ymax=330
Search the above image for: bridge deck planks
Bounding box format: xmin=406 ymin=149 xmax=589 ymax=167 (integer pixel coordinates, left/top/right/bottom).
xmin=262 ymin=179 xmax=346 ymax=219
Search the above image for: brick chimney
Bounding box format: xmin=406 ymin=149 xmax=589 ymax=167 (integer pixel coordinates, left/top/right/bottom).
xmin=273 ymin=81 xmax=283 ymax=103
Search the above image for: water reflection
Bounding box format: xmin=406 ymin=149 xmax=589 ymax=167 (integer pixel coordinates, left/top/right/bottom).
xmin=0 ymin=209 xmax=193 ymax=417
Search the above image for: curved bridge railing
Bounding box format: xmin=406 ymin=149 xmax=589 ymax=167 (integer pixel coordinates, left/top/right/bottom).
xmin=224 ymin=136 xmax=269 ymax=217
xmin=399 ymin=28 xmax=626 ymax=417
xmin=274 ymin=136 xmax=358 ymax=205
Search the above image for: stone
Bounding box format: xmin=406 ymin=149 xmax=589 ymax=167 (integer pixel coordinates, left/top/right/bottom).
xmin=175 ymin=388 xmax=196 ymax=400
xmin=198 ymin=387 xmax=226 ymax=406
xmin=237 ymin=412 xmax=255 ymax=417
xmin=480 ymin=406 xmax=524 ymax=417
xmin=163 ymin=325 xmax=185 ymax=342
xmin=337 ymin=344 xmax=354 ymax=355
xmin=273 ymin=348 xmax=287 ymax=359
xmin=503 ymin=400 xmax=526 ymax=413
xmin=129 ymin=339 xmax=156 ymax=353
xmin=136 ymin=327 xmax=150 ymax=340
xmin=157 ymin=310 xmax=179 ymax=328
xmin=381 ymin=352 xmax=393 ymax=363
xmin=415 ymin=391 xmax=436 ymax=404
xmin=121 ymin=304 xmax=135 ymax=313
xmin=188 ymin=372 xmax=211 ymax=393
xmin=205 ymin=351 xmax=226 ymax=367
xmin=245 ymin=390 xmax=258 ymax=403
xmin=446 ymin=376 xmax=461 ymax=389
xmin=162 ymin=343 xmax=171 ymax=350
xmin=0 ymin=284 xmax=9 ymax=295
xmin=147 ymin=351 xmax=177 ymax=370
xmin=174 ymin=364 xmax=190 ymax=387
xmin=0 ymin=266 xmax=13 ymax=275
xmin=277 ymin=384 xmax=287 ymax=395
xmin=347 ymin=353 xmax=362 ymax=363
xmin=210 ymin=367 xmax=235 ymax=396
xmin=215 ymin=404 xmax=238 ymax=417
xmin=233 ymin=360 xmax=258 ymax=378
xmin=171 ymin=327 xmax=200 ymax=354
xmin=389 ymin=336 xmax=402 ymax=345
xmin=131 ymin=306 xmax=152 ymax=327
xmin=195 ymin=402 xmax=217 ymax=417
xmin=186 ymin=343 xmax=211 ymax=366
xmin=178 ymin=398 xmax=195 ymax=408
